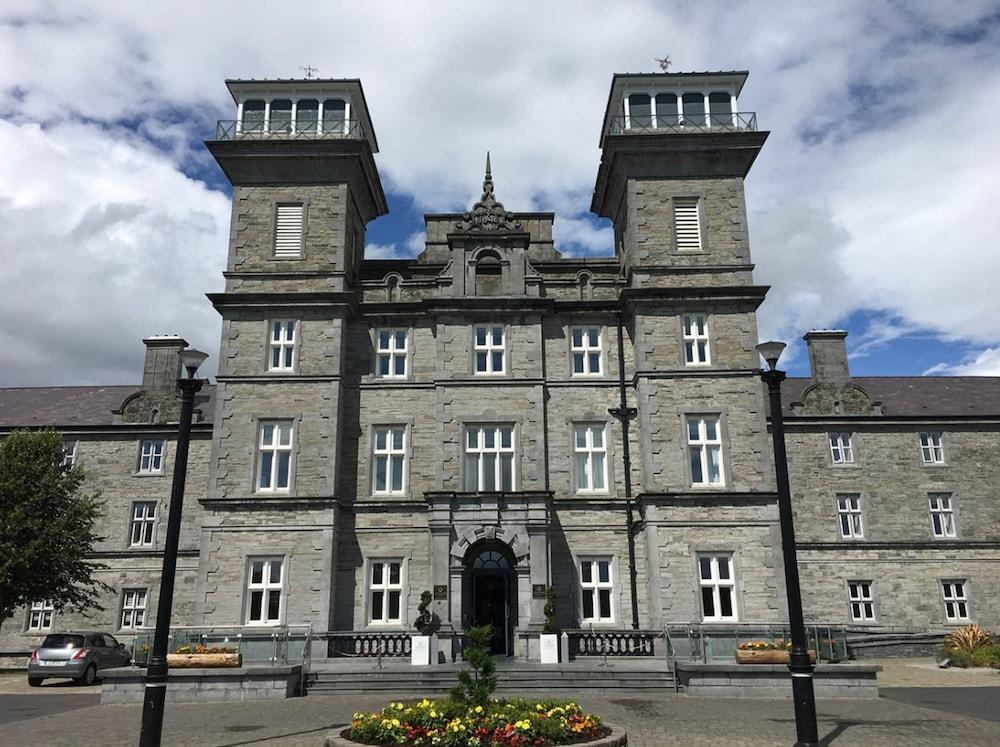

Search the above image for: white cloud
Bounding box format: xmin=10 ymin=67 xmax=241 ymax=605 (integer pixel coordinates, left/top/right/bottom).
xmin=1 ymin=0 xmax=999 ymax=383
xmin=926 ymin=348 xmax=1000 ymax=376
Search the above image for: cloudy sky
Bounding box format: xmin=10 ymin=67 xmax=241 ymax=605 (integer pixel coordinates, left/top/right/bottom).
xmin=2 ymin=0 xmax=999 ymax=385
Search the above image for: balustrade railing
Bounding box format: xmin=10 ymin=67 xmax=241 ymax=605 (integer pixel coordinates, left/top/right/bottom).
xmin=567 ymin=629 xmax=659 ymax=657
xmin=607 ymin=112 xmax=757 ymax=136
xmin=326 ymin=631 xmax=412 ymax=658
xmin=214 ymin=119 xmax=366 ymax=141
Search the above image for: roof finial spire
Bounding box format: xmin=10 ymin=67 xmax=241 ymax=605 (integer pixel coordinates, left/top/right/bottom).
xmin=483 ymin=151 xmax=493 ymax=196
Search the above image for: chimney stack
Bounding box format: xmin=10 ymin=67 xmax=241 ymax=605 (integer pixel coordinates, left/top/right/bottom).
xmin=141 ymin=335 xmax=188 ymax=393
xmin=803 ymin=330 xmax=851 ymax=386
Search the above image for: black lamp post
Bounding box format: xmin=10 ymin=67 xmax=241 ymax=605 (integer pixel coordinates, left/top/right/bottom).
xmin=139 ymin=348 xmax=208 ymax=747
xmin=757 ymin=340 xmax=819 ymax=747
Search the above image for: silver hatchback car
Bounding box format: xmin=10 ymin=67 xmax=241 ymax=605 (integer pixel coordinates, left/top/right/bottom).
xmin=27 ymin=632 xmax=132 ymax=686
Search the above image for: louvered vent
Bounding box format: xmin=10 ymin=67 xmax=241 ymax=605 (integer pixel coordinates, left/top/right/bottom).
xmin=673 ymin=197 xmax=702 ymax=252
xmin=274 ymin=204 xmax=304 ymax=257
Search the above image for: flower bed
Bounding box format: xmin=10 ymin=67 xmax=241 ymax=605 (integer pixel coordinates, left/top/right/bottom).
xmin=346 ymin=698 xmax=609 ymax=746
xmin=941 ymin=624 xmax=1000 ymax=668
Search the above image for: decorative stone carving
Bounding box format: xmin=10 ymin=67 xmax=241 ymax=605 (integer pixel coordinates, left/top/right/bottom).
xmin=455 ymin=153 xmax=522 ymax=233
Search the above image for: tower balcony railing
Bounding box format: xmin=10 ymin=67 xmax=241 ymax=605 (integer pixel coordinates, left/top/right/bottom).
xmin=607 ymin=111 xmax=757 ymax=136
xmin=214 ymin=118 xmax=366 ymax=141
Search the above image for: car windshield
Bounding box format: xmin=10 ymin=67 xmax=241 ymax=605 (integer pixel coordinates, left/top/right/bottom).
xmin=40 ymin=634 xmax=84 ymax=648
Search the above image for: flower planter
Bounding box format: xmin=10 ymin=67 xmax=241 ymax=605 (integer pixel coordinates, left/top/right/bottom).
xmin=410 ymin=635 xmax=432 ymax=666
xmin=540 ymin=633 xmax=560 ymax=664
xmin=166 ymin=652 xmax=241 ymax=668
xmin=735 ymin=649 xmax=817 ymax=665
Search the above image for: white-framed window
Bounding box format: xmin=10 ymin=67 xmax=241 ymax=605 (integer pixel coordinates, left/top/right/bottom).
xmin=375 ymin=329 xmax=408 ymax=378
xmin=372 ymin=426 xmax=407 ymax=495
xmin=829 ymin=432 xmax=854 ymax=464
xmin=579 ymin=558 xmax=614 ymax=623
xmin=256 ymin=421 xmax=293 ymax=493
xmin=138 ymin=439 xmax=165 ymax=474
xmin=920 ymin=432 xmax=945 ymax=464
xmin=941 ymin=581 xmax=970 ymax=623
xmin=687 ymin=416 xmax=724 ymax=487
xmin=698 ymin=555 xmax=738 ymax=622
xmin=62 ymin=441 xmax=77 ymax=469
xmin=836 ymin=494 xmax=864 ymax=539
xmin=473 ymin=325 xmax=505 ymax=374
xmin=929 ymin=494 xmax=957 ymax=538
xmin=246 ymin=557 xmax=284 ymax=625
xmin=27 ymin=601 xmax=54 ymax=632
xmin=673 ymin=196 xmax=703 ymax=252
xmin=274 ymin=203 xmax=304 ymax=258
xmin=573 ymin=424 xmax=608 ymax=493
xmin=848 ymin=580 xmax=876 ymax=621
xmin=129 ymin=501 xmax=157 ymax=547
xmin=268 ymin=320 xmax=297 ymax=371
xmin=369 ymin=560 xmax=403 ymax=625
xmin=119 ymin=588 xmax=147 ymax=630
xmin=682 ymin=314 xmax=710 ymax=365
xmin=464 ymin=424 xmax=515 ymax=491
xmin=570 ymin=326 xmax=602 ymax=376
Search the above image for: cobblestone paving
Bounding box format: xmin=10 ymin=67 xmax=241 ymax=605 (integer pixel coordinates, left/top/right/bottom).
xmin=2 ymin=687 xmax=1000 ymax=747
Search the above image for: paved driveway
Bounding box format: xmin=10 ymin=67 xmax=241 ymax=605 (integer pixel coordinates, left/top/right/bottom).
xmin=1 ymin=688 xmax=1000 ymax=746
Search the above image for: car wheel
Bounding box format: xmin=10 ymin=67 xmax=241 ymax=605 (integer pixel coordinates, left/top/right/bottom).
xmin=27 ymin=677 xmax=43 ymax=687
xmin=77 ymin=664 xmax=97 ymax=686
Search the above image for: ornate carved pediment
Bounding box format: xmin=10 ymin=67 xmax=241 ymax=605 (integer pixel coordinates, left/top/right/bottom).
xmin=455 ymin=153 xmax=522 ymax=233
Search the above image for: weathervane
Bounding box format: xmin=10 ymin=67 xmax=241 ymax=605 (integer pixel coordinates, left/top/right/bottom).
xmin=656 ymin=55 xmax=672 ymax=71
xmin=299 ymin=64 xmax=319 ymax=79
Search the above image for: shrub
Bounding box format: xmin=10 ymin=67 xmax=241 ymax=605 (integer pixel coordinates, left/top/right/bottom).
xmin=414 ymin=590 xmax=433 ymax=636
xmin=542 ymin=587 xmax=559 ymax=635
xmin=450 ymin=625 xmax=497 ymax=707
xmin=944 ymin=624 xmax=993 ymax=652
xmin=941 ymin=624 xmax=1000 ymax=668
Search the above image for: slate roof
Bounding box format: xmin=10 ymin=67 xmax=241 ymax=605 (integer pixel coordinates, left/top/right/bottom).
xmin=0 ymin=385 xmax=216 ymax=428
xmin=778 ymin=377 xmax=1000 ymax=418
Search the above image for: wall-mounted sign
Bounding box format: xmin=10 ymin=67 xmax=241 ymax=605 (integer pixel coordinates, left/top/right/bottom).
xmin=532 ymin=584 xmax=548 ymax=599
xmin=433 ymin=584 xmax=448 ymax=600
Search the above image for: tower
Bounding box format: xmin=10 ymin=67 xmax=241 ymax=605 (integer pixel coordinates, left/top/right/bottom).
xmin=196 ymin=79 xmax=387 ymax=635
xmin=592 ymin=72 xmax=784 ymax=626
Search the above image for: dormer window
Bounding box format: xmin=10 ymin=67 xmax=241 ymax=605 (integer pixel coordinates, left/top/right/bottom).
xmin=627 ymin=93 xmax=652 ymax=129
xmin=682 ymin=93 xmax=705 ymax=126
xmin=709 ymin=92 xmax=733 ymax=127
xmin=242 ymin=100 xmax=265 ymax=132
xmin=269 ymin=99 xmax=292 ymax=133
xmin=323 ymin=99 xmax=347 ymax=134
xmin=296 ymin=99 xmax=319 ymax=133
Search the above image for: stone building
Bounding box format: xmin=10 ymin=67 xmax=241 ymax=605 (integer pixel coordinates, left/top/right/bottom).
xmin=1 ymin=71 xmax=998 ymax=664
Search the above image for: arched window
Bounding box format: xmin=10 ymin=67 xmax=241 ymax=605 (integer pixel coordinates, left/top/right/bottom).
xmin=655 ymin=93 xmax=678 ymax=128
xmin=628 ymin=93 xmax=651 ymax=129
xmin=708 ymin=92 xmax=732 ymax=127
xmin=323 ymin=99 xmax=346 ymax=134
xmin=682 ymin=93 xmax=705 ymax=127
xmin=296 ymin=99 xmax=319 ymax=133
xmin=242 ymin=100 xmax=265 ymax=132
xmin=269 ymin=99 xmax=292 ymax=133
xmin=472 ymin=550 xmax=510 ymax=570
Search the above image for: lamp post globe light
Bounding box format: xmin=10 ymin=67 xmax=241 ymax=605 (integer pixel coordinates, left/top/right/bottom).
xmin=756 ymin=341 xmax=819 ymax=747
xmin=139 ymin=348 xmax=208 ymax=747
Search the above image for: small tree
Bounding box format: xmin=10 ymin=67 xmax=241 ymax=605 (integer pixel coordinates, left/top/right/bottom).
xmin=414 ymin=590 xmax=433 ymax=636
xmin=543 ymin=586 xmax=559 ymax=634
xmin=0 ymin=430 xmax=108 ymax=630
xmin=450 ymin=624 xmax=497 ymax=706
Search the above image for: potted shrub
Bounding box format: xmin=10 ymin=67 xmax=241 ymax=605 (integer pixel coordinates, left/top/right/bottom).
xmin=410 ymin=589 xmax=434 ymax=666
xmin=735 ymin=639 xmax=816 ymax=664
xmin=540 ymin=586 xmax=560 ymax=663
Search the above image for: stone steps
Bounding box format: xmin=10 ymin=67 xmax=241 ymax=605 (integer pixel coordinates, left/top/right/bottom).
xmin=305 ymin=661 xmax=675 ymax=693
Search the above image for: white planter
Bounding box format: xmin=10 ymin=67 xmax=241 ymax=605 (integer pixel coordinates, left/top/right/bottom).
xmin=411 ymin=635 xmax=432 ymax=666
xmin=540 ymin=633 xmax=559 ymax=664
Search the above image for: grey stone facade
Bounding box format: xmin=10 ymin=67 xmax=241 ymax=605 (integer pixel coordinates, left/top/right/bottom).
xmin=2 ymin=71 xmax=999 ymax=664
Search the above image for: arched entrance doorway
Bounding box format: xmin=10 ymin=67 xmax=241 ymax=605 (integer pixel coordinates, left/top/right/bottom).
xmin=465 ymin=541 xmax=516 ymax=656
